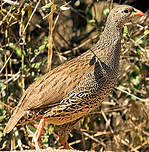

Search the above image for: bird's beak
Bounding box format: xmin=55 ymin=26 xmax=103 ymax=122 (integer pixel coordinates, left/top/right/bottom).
xmin=133 ymin=9 xmax=145 ymax=16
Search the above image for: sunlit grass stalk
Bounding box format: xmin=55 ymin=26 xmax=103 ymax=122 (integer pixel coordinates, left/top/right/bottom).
xmin=4 ymin=25 xmax=8 ymax=91
xmin=48 ymin=0 xmax=55 ymax=71
xmin=4 ymin=55 xmax=8 ymax=90
xmin=21 ymin=43 xmax=25 ymax=92
xmin=9 ymin=58 xmax=13 ymax=78
xmin=20 ymin=8 xmax=25 ymax=92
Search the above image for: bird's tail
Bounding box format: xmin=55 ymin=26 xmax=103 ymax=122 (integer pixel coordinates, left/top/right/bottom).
xmin=4 ymin=109 xmax=26 ymax=133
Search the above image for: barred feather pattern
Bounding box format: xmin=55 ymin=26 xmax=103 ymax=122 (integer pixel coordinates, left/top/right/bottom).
xmin=4 ymin=5 xmax=139 ymax=134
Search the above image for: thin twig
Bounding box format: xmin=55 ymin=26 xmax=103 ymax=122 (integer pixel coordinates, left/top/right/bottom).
xmin=0 ymin=6 xmax=13 ymax=26
xmin=115 ymin=87 xmax=147 ymax=102
xmin=4 ymin=71 xmax=21 ymax=84
xmin=19 ymin=0 xmax=41 ymax=40
xmin=48 ymin=0 xmax=54 ymax=71
xmin=0 ymin=52 xmax=13 ymax=74
xmin=2 ymin=0 xmax=19 ymax=6
xmin=61 ymin=34 xmax=99 ymax=55
xmin=0 ymin=101 xmax=15 ymax=110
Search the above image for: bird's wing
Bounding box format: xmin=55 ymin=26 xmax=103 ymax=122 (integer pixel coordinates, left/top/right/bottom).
xmin=4 ymin=50 xmax=94 ymax=133
xmin=21 ymin=53 xmax=93 ymax=110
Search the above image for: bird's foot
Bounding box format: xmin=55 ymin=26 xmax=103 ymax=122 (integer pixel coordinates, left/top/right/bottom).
xmin=59 ymin=135 xmax=73 ymax=149
xmin=27 ymin=118 xmax=45 ymax=150
xmin=33 ymin=118 xmax=45 ymax=149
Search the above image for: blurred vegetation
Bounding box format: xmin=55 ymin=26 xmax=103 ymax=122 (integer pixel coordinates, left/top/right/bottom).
xmin=0 ymin=0 xmax=149 ymax=151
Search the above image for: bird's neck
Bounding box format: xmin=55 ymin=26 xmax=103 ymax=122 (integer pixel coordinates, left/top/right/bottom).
xmin=95 ymin=21 xmax=122 ymax=75
xmin=103 ymin=21 xmax=122 ymax=41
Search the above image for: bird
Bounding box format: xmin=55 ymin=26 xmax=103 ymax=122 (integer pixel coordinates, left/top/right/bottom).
xmin=4 ymin=5 xmax=144 ymax=150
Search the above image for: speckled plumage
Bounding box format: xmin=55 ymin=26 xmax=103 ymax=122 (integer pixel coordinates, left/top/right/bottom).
xmin=4 ymin=5 xmax=144 ymax=148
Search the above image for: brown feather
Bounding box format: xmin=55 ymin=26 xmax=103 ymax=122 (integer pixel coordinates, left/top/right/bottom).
xmin=4 ymin=5 xmax=144 ymax=135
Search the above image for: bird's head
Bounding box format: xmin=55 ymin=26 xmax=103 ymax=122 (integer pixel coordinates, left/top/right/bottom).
xmin=108 ymin=5 xmax=144 ymax=27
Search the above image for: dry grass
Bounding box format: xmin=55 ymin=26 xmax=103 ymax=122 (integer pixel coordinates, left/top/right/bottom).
xmin=0 ymin=0 xmax=149 ymax=151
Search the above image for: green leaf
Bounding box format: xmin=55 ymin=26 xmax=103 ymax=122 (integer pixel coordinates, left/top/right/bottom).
xmin=88 ymin=19 xmax=95 ymax=23
xmin=48 ymin=125 xmax=54 ymax=135
xmin=136 ymin=46 xmax=141 ymax=57
xmin=9 ymin=43 xmax=23 ymax=58
xmin=0 ymin=82 xmax=6 ymax=90
xmin=144 ymin=30 xmax=149 ymax=35
xmin=131 ymin=76 xmax=140 ymax=86
xmin=131 ymin=65 xmax=140 ymax=78
xmin=0 ymin=115 xmax=5 ymax=122
xmin=39 ymin=44 xmax=47 ymax=51
xmin=133 ymin=133 xmax=143 ymax=147
xmin=0 ymin=48 xmax=3 ymax=53
xmin=42 ymin=136 xmax=48 ymax=143
xmin=26 ymin=124 xmax=36 ymax=133
xmin=103 ymin=8 xmax=109 ymax=16
xmin=135 ymin=37 xmax=143 ymax=44
xmin=123 ymin=26 xmax=130 ymax=40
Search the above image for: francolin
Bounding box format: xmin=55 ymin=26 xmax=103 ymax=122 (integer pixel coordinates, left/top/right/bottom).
xmin=4 ymin=5 xmax=144 ymax=149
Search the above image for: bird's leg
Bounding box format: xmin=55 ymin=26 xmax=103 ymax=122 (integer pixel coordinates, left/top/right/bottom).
xmin=32 ymin=118 xmax=45 ymax=150
xmin=59 ymin=135 xmax=73 ymax=149
xmin=58 ymin=123 xmax=73 ymax=149
xmin=58 ymin=118 xmax=81 ymax=149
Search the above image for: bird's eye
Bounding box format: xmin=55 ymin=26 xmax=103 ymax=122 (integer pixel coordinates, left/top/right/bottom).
xmin=132 ymin=8 xmax=135 ymax=12
xmin=124 ymin=9 xmax=129 ymax=13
